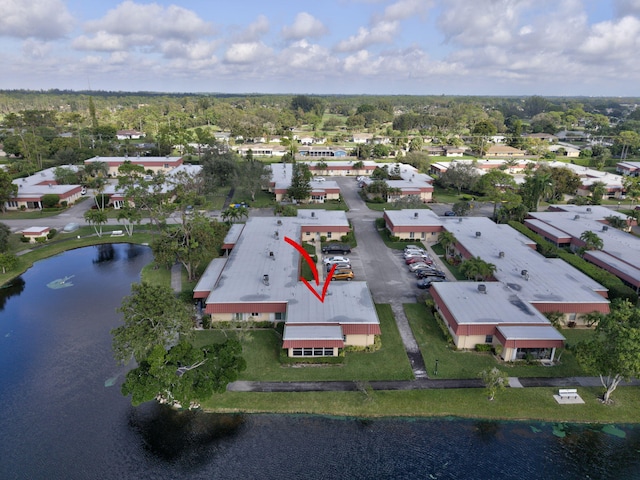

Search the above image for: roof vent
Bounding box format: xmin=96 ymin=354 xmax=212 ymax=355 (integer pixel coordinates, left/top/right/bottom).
xmin=602 ymin=225 xmax=608 ymax=231
xmin=311 ymin=211 xmax=315 ymax=218
xmin=521 ymin=270 xmax=529 ymax=281
xmin=263 ymin=274 xmax=270 ymax=286
xmin=277 ymin=219 xmax=282 ymax=226
xmin=586 ymin=207 xmax=592 ymax=212
xmin=574 ymin=215 xmax=580 ymax=220
xmin=274 ymin=230 xmax=279 ymax=238
xmin=498 ymin=251 xmax=505 ymax=258
xmin=414 ymin=212 xmax=419 ymax=218
xmin=458 ymin=217 xmax=463 ymax=223
xmin=475 ymin=231 xmax=481 ymax=238
xmin=269 ymin=251 xmax=275 ymax=260
xmin=478 ymin=284 xmax=487 ymax=294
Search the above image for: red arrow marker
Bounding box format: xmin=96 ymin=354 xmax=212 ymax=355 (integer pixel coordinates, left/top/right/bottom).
xmin=284 ymin=236 xmax=336 ymax=303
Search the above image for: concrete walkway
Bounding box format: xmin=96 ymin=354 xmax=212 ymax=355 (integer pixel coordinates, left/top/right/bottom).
xmin=227 ymin=377 xmax=640 ymax=392
xmin=171 ymin=262 xmax=182 ymax=293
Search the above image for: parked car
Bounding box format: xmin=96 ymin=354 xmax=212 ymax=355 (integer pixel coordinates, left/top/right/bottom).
xmin=327 ymin=262 xmax=351 ymax=272
xmin=416 ymin=269 xmax=446 ymax=278
xmin=404 ymin=244 xmax=423 ymax=251
xmin=323 ymin=256 xmax=350 ymax=266
xmin=314 ymin=176 xmax=326 ymax=182
xmin=444 ymin=211 xmax=456 ymax=216
xmin=403 ymin=250 xmax=427 ymax=259
xmin=417 ymin=277 xmax=446 ymax=289
xmin=406 ymin=256 xmax=431 ymax=265
xmin=331 ymin=269 xmax=354 ymax=281
xmin=408 ymin=262 xmax=431 ymax=272
xmin=321 ymin=243 xmax=351 ymax=254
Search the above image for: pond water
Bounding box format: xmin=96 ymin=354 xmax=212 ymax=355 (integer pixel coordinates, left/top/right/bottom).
xmin=0 ymin=244 xmax=639 ymax=480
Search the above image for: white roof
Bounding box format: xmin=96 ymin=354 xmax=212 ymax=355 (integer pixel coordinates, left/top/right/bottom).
xmin=384 ymin=209 xmax=441 ymax=227
xmin=431 ymin=281 xmax=553 ymax=326
xmin=497 ymin=325 xmax=565 ymax=341
xmin=442 ymin=216 xmax=610 ymax=304
xmin=283 ymin=325 xmax=343 ymax=341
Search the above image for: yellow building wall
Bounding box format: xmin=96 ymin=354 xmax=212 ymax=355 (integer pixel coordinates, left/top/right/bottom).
xmin=344 ymin=333 xmax=376 ymax=347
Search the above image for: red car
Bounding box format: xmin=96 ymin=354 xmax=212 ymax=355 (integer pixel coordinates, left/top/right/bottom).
xmin=406 ymin=256 xmax=432 ymax=265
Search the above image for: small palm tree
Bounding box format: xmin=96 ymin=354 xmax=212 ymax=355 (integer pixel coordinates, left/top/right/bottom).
xmin=438 ymin=231 xmax=457 ymax=260
xmin=579 ymin=230 xmax=603 ymax=253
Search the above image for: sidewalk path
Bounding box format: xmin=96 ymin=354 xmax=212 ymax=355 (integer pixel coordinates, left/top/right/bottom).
xmin=227 ymin=377 xmax=640 ymax=392
xmin=171 ymin=263 xmax=182 ymax=293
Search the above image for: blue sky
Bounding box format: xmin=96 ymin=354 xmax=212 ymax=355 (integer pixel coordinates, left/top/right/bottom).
xmin=1 ymin=0 xmax=639 ymax=95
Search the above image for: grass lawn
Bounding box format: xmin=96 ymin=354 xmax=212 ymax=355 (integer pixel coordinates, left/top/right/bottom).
xmin=404 ymin=302 xmax=589 ymax=379
xmin=377 ymin=225 xmax=426 ymax=251
xmin=194 ymin=304 xmax=413 ymax=382
xmin=201 ymin=386 xmax=640 ymax=424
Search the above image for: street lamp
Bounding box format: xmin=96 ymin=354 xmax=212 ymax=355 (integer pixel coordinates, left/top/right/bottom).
xmin=618 ymin=201 xmax=621 ymax=210
xmin=434 ymin=359 xmax=439 ymax=376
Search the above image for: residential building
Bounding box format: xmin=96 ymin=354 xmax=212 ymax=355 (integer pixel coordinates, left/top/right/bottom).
xmin=194 ymin=211 xmax=380 ymax=357
xmin=7 ymin=166 xmax=83 ymax=211
xmin=84 ymin=155 xmax=183 ymax=177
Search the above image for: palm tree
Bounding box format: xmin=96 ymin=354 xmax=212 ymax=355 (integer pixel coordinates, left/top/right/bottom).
xmin=438 ymin=231 xmax=457 ymax=260
xmin=461 ymin=256 xmax=496 ymax=281
xmin=579 ymin=230 xmax=603 ymax=253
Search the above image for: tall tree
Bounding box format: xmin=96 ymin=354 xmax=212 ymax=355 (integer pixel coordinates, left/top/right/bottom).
xmin=437 ymin=162 xmax=480 ymax=195
xmin=0 ymin=170 xmax=18 ymax=213
xmin=236 ymin=160 xmax=270 ymax=201
xmin=474 ymin=169 xmax=517 ymax=220
xmin=574 ymin=299 xmax=640 ymax=404
xmin=112 ymin=283 xmax=194 ymax=365
xmin=152 ymin=215 xmax=226 ymax=281
xmin=287 ymin=163 xmax=312 ymax=202
xmin=579 ymin=230 xmax=604 ymax=253
xmin=438 ymin=231 xmax=457 ymax=260
xmin=520 ymin=170 xmax=554 ymax=211
xmin=121 ymin=339 xmax=246 ymax=408
xmin=479 ymin=367 xmax=509 ymax=401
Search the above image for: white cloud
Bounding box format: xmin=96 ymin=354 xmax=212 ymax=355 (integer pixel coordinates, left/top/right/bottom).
xmin=73 ymin=31 xmax=129 ymax=52
xmin=21 ymin=40 xmax=53 ymax=59
xmin=335 ymin=20 xmax=399 ymax=52
xmin=236 ymin=15 xmax=270 ymax=42
xmin=579 ymin=15 xmax=640 ymax=59
xmin=378 ymin=0 xmax=432 ymax=22
xmin=161 ymin=40 xmax=220 ymax=61
xmin=0 ymin=0 xmax=73 ymax=40
xmin=278 ymin=40 xmax=338 ymax=71
xmin=282 ymin=13 xmax=328 ymax=40
xmin=224 ymin=42 xmax=273 ymax=64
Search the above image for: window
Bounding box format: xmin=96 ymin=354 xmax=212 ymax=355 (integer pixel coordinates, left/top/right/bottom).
xmin=409 ymin=232 xmax=415 ymax=239
xmin=275 ymin=312 xmax=283 ymax=321
xmin=327 ymin=232 xmax=332 ymax=238
xmin=234 ymin=313 xmax=243 ymax=321
xmin=306 ymin=231 xmax=311 ymax=235
xmin=485 ymin=335 xmax=493 ymax=344
xmin=421 ymin=232 xmax=426 ymax=239
xmin=291 ymin=347 xmax=336 ymax=357
xmin=251 ymin=312 xmax=259 ymax=317
xmin=163 ymin=163 xmax=169 ymax=168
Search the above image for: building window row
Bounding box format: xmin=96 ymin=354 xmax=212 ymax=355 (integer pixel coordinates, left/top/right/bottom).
xmin=291 ymin=347 xmax=336 ymax=357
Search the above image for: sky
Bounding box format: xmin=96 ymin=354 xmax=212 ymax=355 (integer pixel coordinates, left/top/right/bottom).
xmin=1 ymin=0 xmax=639 ymax=96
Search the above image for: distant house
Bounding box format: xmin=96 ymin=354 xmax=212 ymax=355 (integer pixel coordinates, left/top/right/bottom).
xmin=522 ymin=133 xmax=558 ymax=143
xmin=7 ymin=166 xmax=83 ymax=211
xmin=84 ymin=155 xmax=183 ymax=177
xmin=485 ymin=145 xmax=526 ymax=157
xmin=116 ymin=130 xmax=144 ymax=140
xmin=352 ymin=133 xmax=373 ymax=144
xmin=616 ymin=161 xmax=640 ymax=177
xmin=21 ymin=226 xmax=50 ymax=242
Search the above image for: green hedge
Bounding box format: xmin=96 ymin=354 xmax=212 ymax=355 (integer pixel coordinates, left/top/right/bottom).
xmin=508 ymin=221 xmax=638 ymax=303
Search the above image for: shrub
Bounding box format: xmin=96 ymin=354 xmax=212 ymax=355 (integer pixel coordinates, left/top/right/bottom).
xmin=375 ymin=217 xmax=386 ymax=229
xmin=47 ymin=229 xmax=57 ymax=240
xmin=475 ymin=343 xmax=493 ymax=352
xmin=320 ymin=235 xmax=327 ymax=243
xmin=60 ymin=201 xmax=68 ymax=207
xmin=201 ymin=316 xmax=211 ymax=329
xmin=41 ymin=194 xmax=60 ymax=209
xmin=20 ymin=235 xmax=30 ymax=243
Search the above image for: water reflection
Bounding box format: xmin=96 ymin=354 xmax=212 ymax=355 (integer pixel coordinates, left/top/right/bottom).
xmin=0 ymin=276 xmax=24 ymax=312
xmin=127 ymin=403 xmax=244 ymax=465
xmin=94 ymin=243 xmax=117 ymax=264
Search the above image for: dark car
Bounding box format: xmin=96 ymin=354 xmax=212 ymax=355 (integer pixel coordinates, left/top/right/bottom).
xmin=417 ymin=277 xmax=446 ymax=289
xmin=444 ymin=210 xmax=456 ymax=216
xmin=416 ymin=269 xmax=446 ymax=278
xmin=321 ymin=243 xmax=351 ymax=254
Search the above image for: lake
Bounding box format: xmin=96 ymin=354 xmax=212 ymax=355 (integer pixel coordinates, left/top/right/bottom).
xmin=1 ymin=244 xmax=639 ymax=480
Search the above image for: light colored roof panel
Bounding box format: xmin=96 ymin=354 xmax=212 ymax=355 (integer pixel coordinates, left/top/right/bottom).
xmin=497 ymin=325 xmax=566 ymax=341
xmin=283 ymin=325 xmax=343 ymax=341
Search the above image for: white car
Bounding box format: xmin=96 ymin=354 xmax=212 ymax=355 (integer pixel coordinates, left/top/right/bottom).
xmin=323 ymin=256 xmax=350 ymax=266
xmin=408 ymin=262 xmax=430 ymax=272
xmin=403 ymin=250 xmax=428 ymax=259
xmin=314 ymin=176 xmax=326 ymax=182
